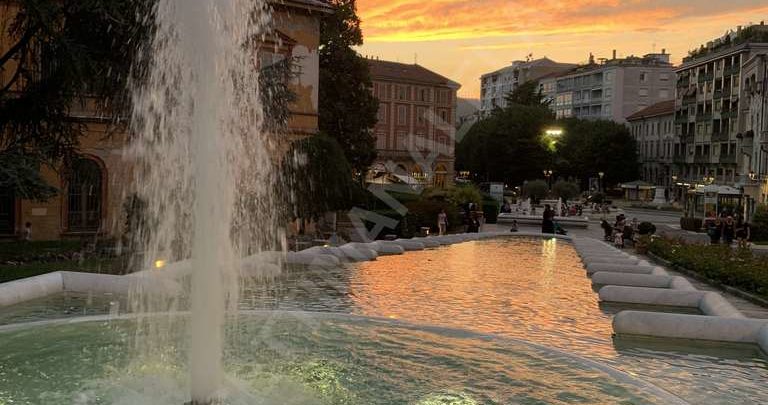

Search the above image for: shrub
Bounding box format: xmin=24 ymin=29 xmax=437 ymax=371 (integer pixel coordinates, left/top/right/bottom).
xmin=649 ymin=238 xmax=768 ymax=300
xmin=752 ymin=204 xmax=768 ymax=242
xmin=523 ymin=180 xmax=548 ymax=201
xmin=637 ymin=222 xmax=656 ymax=235
xmin=552 ymin=180 xmax=580 ymax=201
xmin=482 ymin=196 xmax=500 ymax=224
xmin=446 ymin=184 xmax=482 ymax=208
xmin=404 ymin=199 xmax=460 ymax=235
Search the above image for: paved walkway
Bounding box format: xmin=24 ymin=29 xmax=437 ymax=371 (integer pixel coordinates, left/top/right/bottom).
xmin=484 ymin=220 xmax=768 ymax=319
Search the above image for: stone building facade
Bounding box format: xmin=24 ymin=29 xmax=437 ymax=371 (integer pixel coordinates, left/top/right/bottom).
xmin=367 ymin=59 xmax=460 ymax=188
xmin=626 ymin=100 xmax=676 ymax=188
xmin=0 ymin=0 xmax=328 ymax=240
xmin=673 ymin=24 xmax=768 ymax=189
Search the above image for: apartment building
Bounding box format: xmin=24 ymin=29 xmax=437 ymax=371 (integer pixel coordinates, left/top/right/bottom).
xmin=542 ymin=51 xmax=675 ymax=123
xmin=673 ymin=24 xmax=768 ymax=192
xmin=479 ymin=58 xmax=575 ymax=114
xmin=626 ymin=100 xmax=676 ymax=189
xmin=742 ymin=51 xmax=768 ymax=210
xmin=367 ymin=59 xmax=460 ymax=188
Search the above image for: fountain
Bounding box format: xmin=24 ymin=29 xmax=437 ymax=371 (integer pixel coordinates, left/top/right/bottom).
xmin=127 ymin=0 xmax=278 ymax=403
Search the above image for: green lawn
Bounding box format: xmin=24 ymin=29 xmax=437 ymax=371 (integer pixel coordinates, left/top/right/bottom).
xmin=0 ymin=241 xmax=127 ymax=283
xmin=0 ymin=258 xmax=122 ymax=283
xmin=0 ymin=240 xmax=84 ymax=262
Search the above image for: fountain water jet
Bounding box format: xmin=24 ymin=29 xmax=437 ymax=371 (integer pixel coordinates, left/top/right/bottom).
xmin=127 ymin=0 xmax=276 ymax=403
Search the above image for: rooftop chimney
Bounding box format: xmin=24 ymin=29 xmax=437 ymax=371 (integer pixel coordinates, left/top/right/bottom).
xmin=589 ymin=53 xmax=595 ymax=64
xmin=662 ymin=48 xmax=666 ymax=55
xmin=612 ymin=49 xmax=617 ymax=60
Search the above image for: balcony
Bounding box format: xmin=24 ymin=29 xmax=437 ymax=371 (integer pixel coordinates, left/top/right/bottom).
xmin=695 ymin=113 xmax=712 ymax=122
xmin=682 ymin=95 xmax=697 ymax=105
xmin=721 ymin=109 xmax=738 ymax=119
xmin=675 ymin=115 xmax=689 ymax=124
xmin=683 ymin=135 xmax=695 ymax=144
xmin=713 ymin=89 xmax=723 ymax=99
xmin=698 ymin=72 xmax=714 ymax=83
xmin=694 ymin=155 xmax=711 ymax=164
xmin=724 ymin=65 xmax=739 ymax=77
xmin=712 ymin=132 xmax=730 ymax=142
xmin=719 ymin=154 xmax=737 ymax=164
xmin=677 ymin=78 xmax=691 ymax=88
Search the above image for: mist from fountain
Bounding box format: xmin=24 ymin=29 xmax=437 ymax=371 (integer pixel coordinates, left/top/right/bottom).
xmin=126 ymin=0 xmax=280 ymax=403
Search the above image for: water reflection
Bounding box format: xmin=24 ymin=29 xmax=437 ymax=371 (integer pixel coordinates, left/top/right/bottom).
xmin=350 ymin=239 xmax=615 ymax=357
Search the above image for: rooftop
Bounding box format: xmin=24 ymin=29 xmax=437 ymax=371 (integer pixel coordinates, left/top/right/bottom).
xmin=481 ymin=57 xmax=575 ymax=78
xmin=683 ymin=22 xmax=768 ymax=64
xmin=367 ymin=59 xmax=460 ymax=88
xmin=626 ymin=100 xmax=676 ymax=121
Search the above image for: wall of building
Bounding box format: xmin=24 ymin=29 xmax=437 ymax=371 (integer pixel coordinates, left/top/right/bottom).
xmin=370 ymin=78 xmax=457 ymax=187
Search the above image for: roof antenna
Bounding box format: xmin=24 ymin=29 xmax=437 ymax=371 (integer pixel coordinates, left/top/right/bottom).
xmin=414 ymin=53 xmax=418 ymax=65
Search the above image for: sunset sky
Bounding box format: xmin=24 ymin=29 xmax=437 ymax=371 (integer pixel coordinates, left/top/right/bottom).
xmin=356 ymin=1 xmax=768 ymax=99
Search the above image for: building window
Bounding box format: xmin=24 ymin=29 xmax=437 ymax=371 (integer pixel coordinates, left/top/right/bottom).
xmin=397 ymin=86 xmax=406 ymax=100
xmin=438 ymin=109 xmax=448 ymax=124
xmin=66 ymin=158 xmax=103 ymax=232
xmin=660 ymin=73 xmax=670 ymax=81
xmin=416 ymin=106 xmax=427 ymax=126
xmin=397 ymin=105 xmax=407 ymax=126
xmin=640 ymin=72 xmax=648 ymax=83
xmin=376 ymin=132 xmax=387 ymax=149
xmin=396 ymin=131 xmax=408 ymax=150
xmin=659 ymin=89 xmax=669 ymax=99
xmin=639 ymin=88 xmax=649 ymax=97
xmin=418 ymin=88 xmax=430 ymax=102
xmin=377 ymin=105 xmax=387 ymax=123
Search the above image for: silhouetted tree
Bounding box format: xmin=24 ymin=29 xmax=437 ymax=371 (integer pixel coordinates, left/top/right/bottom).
xmin=0 ymin=0 xmax=154 ymax=200
xmin=318 ymin=0 xmax=379 ymax=177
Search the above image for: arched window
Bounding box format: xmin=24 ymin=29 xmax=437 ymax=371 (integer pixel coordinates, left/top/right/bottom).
xmin=67 ymin=158 xmax=104 ymax=232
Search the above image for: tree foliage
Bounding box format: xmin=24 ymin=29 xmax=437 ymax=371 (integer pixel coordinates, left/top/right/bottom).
xmin=456 ymin=103 xmax=552 ymax=186
xmin=504 ymin=80 xmax=549 ymax=108
xmin=523 ymin=180 xmax=548 ymax=200
xmin=552 ymin=180 xmax=580 ymax=201
xmin=0 ymin=0 xmax=154 ymax=200
xmin=554 ymin=118 xmax=639 ymax=189
xmin=318 ymin=0 xmax=379 ymax=176
xmin=282 ymin=133 xmax=360 ymax=220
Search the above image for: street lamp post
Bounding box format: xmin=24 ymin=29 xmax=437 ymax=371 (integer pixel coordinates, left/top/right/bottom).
xmin=543 ymin=169 xmax=553 ymax=190
xmin=598 ymin=171 xmax=605 ymax=192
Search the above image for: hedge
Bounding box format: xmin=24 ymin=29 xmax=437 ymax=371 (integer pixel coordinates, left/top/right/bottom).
xmin=649 ymin=238 xmax=768 ymax=300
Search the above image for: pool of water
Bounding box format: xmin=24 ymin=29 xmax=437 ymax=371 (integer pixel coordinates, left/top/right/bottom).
xmin=1 ymin=238 xmax=767 ymax=404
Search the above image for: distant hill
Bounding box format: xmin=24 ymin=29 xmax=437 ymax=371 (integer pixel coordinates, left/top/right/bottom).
xmin=457 ymin=98 xmax=480 ymax=121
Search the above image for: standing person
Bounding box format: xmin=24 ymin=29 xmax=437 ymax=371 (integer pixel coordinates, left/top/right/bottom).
xmin=437 ymin=209 xmax=448 ymax=236
xmin=722 ymin=216 xmax=736 ymax=245
xmin=542 ymin=204 xmax=555 ymax=234
xmin=708 ymin=218 xmax=722 ymax=244
xmin=22 ymin=222 xmax=32 ymax=241
xmin=736 ymin=221 xmax=751 ymax=248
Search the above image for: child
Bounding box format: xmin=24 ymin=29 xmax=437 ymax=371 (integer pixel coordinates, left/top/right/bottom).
xmin=614 ymin=230 xmax=624 ymax=248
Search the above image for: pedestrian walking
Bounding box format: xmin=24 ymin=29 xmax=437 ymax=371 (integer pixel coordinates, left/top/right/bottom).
xmin=437 ymin=209 xmax=448 ymax=236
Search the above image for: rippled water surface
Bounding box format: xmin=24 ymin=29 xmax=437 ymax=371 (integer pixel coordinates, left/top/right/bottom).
xmin=1 ymin=238 xmax=767 ymax=404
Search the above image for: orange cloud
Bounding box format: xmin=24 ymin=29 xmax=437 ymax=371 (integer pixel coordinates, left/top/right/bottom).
xmin=357 ymin=0 xmax=765 ymax=42
xmin=356 ymin=1 xmax=768 ymax=97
